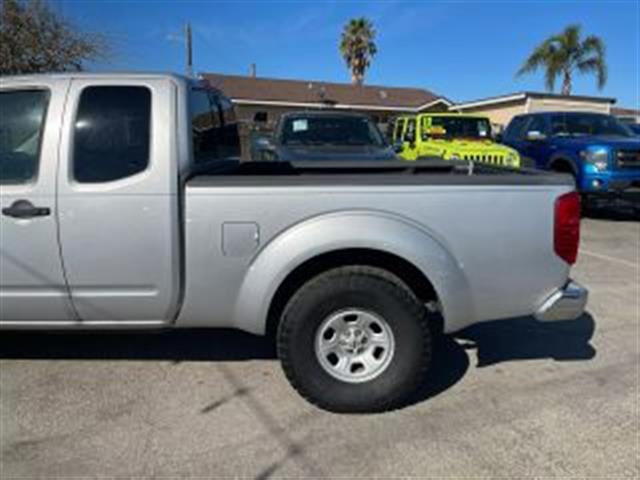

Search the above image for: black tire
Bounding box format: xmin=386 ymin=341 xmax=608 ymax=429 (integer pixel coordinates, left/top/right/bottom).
xmin=277 ymin=266 xmax=432 ymax=413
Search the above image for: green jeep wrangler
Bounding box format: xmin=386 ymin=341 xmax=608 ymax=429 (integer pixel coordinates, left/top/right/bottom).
xmin=392 ymin=113 xmax=521 ymax=168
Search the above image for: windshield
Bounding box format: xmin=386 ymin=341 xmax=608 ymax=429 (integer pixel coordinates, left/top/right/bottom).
xmin=280 ymin=115 xmax=385 ymax=146
xmin=626 ymin=123 xmax=640 ymax=135
xmin=550 ymin=113 xmax=632 ymax=137
xmin=424 ymin=116 xmax=492 ymax=139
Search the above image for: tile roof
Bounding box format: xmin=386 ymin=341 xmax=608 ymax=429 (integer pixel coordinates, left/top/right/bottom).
xmin=612 ymin=106 xmax=640 ymax=116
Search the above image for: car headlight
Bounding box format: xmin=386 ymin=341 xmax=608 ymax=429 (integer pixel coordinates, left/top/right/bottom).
xmin=580 ymin=147 xmax=609 ymax=171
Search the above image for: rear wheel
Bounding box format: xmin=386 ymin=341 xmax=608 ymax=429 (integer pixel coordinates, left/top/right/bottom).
xmin=277 ymin=266 xmax=432 ymax=413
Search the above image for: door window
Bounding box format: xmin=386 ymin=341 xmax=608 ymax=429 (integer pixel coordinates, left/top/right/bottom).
xmin=526 ymin=116 xmax=547 ymax=135
xmin=0 ymin=89 xmax=49 ymax=184
xmin=393 ymin=119 xmax=404 ymax=141
xmin=403 ymin=119 xmax=416 ymax=143
xmin=504 ymin=115 xmax=528 ymax=141
xmin=73 ymin=86 xmax=151 ymax=183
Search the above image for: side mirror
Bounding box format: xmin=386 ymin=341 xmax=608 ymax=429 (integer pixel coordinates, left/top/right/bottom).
xmin=393 ymin=141 xmax=404 ymax=153
xmin=526 ymin=130 xmax=546 ymax=142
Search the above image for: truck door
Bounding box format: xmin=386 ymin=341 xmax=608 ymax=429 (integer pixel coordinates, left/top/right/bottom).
xmin=56 ymin=79 xmax=180 ymax=324
xmin=0 ymin=80 xmax=76 ymax=323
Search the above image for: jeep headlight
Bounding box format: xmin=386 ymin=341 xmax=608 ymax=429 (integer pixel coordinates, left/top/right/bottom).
xmin=506 ymin=151 xmax=519 ymax=167
xmin=450 ymin=153 xmax=461 ymax=160
xmin=580 ymin=147 xmax=609 ymax=171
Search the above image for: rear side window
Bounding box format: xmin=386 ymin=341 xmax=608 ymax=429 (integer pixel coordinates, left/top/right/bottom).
xmin=0 ymin=89 xmax=49 ymax=184
xmin=190 ymin=89 xmax=222 ymax=163
xmin=215 ymin=94 xmax=241 ymax=159
xmin=73 ymin=86 xmax=151 ymax=183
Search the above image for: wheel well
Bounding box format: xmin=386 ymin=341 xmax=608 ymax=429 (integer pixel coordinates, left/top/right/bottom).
xmin=266 ymin=248 xmax=439 ymax=337
xmin=550 ymin=158 xmax=576 ymax=175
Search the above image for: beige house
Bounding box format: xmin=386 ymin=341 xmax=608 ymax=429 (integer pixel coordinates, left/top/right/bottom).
xmin=612 ymin=107 xmax=640 ymax=124
xmin=450 ymin=92 xmax=617 ymax=130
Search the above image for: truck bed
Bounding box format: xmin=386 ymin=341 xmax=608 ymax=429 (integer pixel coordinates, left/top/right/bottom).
xmin=180 ymin=159 xmax=574 ymax=336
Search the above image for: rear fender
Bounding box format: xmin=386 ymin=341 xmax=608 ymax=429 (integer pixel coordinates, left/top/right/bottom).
xmin=232 ymin=210 xmax=474 ymax=335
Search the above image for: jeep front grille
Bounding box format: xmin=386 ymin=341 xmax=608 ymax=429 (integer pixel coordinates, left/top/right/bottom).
xmin=462 ymin=154 xmax=508 ymax=166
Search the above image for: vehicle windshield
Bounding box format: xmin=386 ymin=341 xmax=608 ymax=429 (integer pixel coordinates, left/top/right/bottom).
xmin=550 ymin=113 xmax=632 ymax=138
xmin=424 ymin=116 xmax=492 ymax=140
xmin=625 ymin=123 xmax=640 ymax=135
xmin=280 ymin=115 xmax=385 ymax=146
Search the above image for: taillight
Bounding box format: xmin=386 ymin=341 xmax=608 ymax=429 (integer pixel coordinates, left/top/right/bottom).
xmin=554 ymin=192 xmax=581 ymax=264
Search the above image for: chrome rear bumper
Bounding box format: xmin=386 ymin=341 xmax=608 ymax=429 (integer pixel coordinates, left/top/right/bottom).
xmin=535 ymin=281 xmax=588 ymax=322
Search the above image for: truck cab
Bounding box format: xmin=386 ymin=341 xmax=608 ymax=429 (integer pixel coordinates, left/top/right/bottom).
xmin=392 ymin=113 xmax=521 ymax=168
xmin=502 ymin=112 xmax=640 ymax=195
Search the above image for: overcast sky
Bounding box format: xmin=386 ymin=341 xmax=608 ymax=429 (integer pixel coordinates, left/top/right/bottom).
xmin=55 ymin=0 xmax=639 ymax=107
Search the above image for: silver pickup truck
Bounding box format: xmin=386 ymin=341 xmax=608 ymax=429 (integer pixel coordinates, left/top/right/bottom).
xmin=0 ymin=73 xmax=587 ymax=412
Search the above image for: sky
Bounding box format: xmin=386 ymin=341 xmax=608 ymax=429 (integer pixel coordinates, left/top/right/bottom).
xmin=54 ymin=0 xmax=639 ymax=107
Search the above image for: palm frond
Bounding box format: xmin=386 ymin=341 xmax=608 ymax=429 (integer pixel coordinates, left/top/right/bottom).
xmin=577 ymin=57 xmax=608 ymax=89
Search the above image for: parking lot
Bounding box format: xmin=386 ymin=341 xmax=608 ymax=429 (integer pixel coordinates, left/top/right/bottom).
xmin=0 ymin=209 xmax=637 ymax=478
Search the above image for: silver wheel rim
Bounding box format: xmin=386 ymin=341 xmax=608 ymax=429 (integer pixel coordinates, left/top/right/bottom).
xmin=314 ymin=309 xmax=395 ymax=384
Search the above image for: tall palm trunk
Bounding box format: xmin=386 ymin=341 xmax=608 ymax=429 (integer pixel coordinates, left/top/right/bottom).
xmin=351 ymin=57 xmax=364 ymax=85
xmin=561 ymin=69 xmax=572 ymax=95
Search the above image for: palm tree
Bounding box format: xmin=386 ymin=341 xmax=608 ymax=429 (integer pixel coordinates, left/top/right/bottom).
xmin=339 ymin=17 xmax=377 ymax=85
xmin=517 ymin=24 xmax=607 ymax=96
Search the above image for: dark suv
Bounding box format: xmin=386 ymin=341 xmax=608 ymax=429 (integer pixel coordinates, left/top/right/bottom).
xmin=253 ymin=112 xmax=397 ymax=162
xmin=502 ymin=112 xmax=640 ymax=196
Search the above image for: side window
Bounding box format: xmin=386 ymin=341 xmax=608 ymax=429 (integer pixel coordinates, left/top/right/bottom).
xmin=550 ymin=114 xmax=567 ymax=136
xmin=190 ymin=89 xmax=221 ymax=163
xmin=403 ymin=119 xmax=416 ymax=142
xmin=0 ymin=89 xmax=49 ymax=184
xmin=527 ymin=116 xmax=547 ymax=135
xmin=215 ymin=93 xmax=241 ymax=159
xmin=504 ymin=115 xmax=527 ymax=141
xmin=393 ymin=119 xmax=404 ymax=141
xmin=73 ymin=86 xmax=151 ymax=183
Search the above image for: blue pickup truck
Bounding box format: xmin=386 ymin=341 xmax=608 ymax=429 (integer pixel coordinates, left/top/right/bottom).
xmin=502 ymin=112 xmax=640 ymax=199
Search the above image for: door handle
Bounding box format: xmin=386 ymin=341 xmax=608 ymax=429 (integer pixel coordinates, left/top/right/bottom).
xmin=2 ymin=200 xmax=51 ymax=219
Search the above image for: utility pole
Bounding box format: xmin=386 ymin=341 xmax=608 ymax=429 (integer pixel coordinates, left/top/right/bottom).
xmin=167 ymin=22 xmax=194 ymax=77
xmin=185 ymin=22 xmax=193 ymax=78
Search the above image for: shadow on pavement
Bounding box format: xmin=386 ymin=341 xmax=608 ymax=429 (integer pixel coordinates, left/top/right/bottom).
xmin=456 ymin=312 xmax=596 ymax=367
xmin=397 ymin=312 xmax=595 ymax=408
xmin=584 ymin=194 xmax=639 ymax=221
xmin=0 ymin=328 xmax=276 ymax=362
xmin=0 ymin=313 xmax=596 ymax=403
